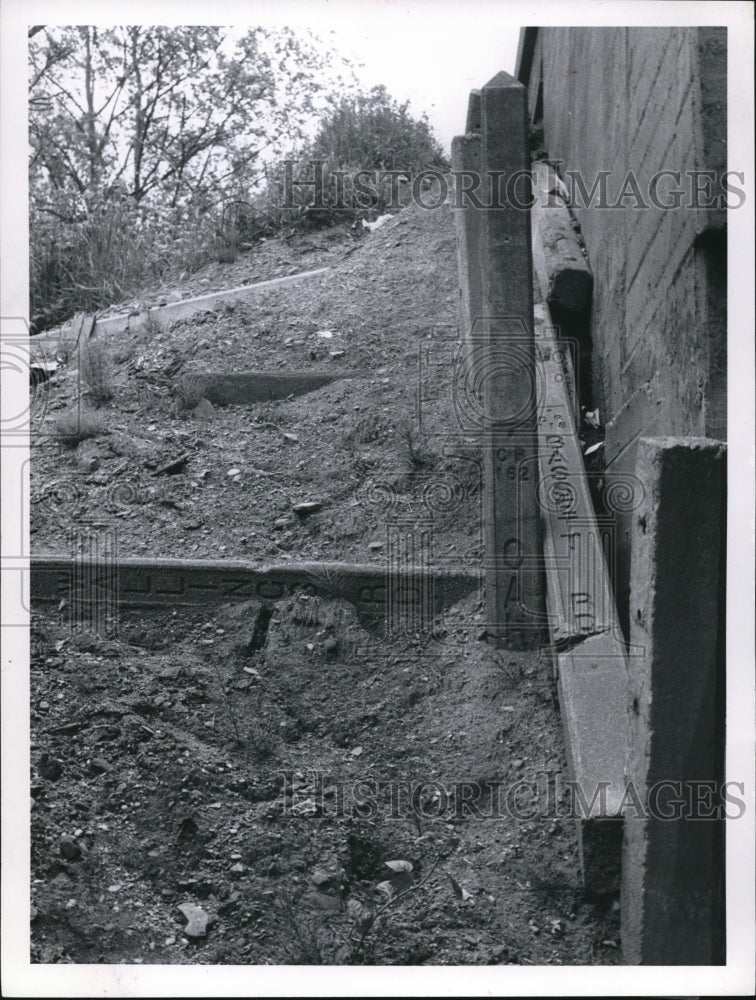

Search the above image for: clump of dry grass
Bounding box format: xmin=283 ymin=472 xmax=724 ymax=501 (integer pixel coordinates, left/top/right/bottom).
xmin=174 ymin=373 xmax=207 ymax=411
xmin=79 ymin=340 xmax=115 ymax=405
xmin=53 ymin=407 xmax=109 ymax=447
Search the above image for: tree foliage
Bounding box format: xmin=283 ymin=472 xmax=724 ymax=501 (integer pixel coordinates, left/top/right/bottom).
xmin=28 ymin=28 xmax=449 ymax=331
xmin=29 ymin=25 xmax=355 ymax=213
xmin=261 ymin=85 xmax=449 ymax=230
xmin=309 ymin=84 xmax=448 ymax=174
xmin=28 ymin=25 xmax=356 ymax=329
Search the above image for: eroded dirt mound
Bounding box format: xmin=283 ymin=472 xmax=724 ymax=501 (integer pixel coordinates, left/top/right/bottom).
xmin=31 ymin=593 xmax=620 ymax=965
xmin=30 ymin=200 xmax=621 ymax=966
xmin=32 ymin=201 xmax=478 ymax=567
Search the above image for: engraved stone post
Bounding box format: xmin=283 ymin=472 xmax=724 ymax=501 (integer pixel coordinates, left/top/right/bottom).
xmin=479 ymin=71 xmax=545 ymax=648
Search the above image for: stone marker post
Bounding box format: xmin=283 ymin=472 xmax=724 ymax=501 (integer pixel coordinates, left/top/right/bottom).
xmin=478 ymin=71 xmax=545 ymax=648
xmin=621 ymin=437 xmax=726 ymax=964
xmin=451 ymin=129 xmax=483 ymax=353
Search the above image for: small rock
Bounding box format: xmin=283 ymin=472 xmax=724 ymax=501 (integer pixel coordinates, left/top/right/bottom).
xmin=154 ymin=453 xmax=190 ymax=477
xmin=291 ymin=798 xmax=318 ymax=817
xmin=193 ymin=398 xmax=215 ymax=420
xmin=38 ymin=754 xmax=62 ymax=781
xmin=90 ymin=757 xmax=113 ymax=775
xmin=308 ymin=891 xmax=342 ymax=911
xmin=59 ymin=837 xmax=81 ymax=861
xmin=227 ymin=467 xmax=241 ymax=478
xmin=329 ymin=350 xmax=346 ymax=359
xmin=368 ymin=541 xmax=384 ymax=551
xmin=292 ymin=500 xmax=322 ymax=517
xmin=350 ymin=746 xmax=363 ymax=757
xmin=177 ymin=902 xmax=210 ymax=940
xmin=282 ymin=432 xmax=299 ymax=443
xmin=323 ymin=638 xmax=338 ymax=659
xmin=273 ymin=517 xmax=293 ymax=529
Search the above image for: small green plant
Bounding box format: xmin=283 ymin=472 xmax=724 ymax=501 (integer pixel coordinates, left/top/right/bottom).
xmin=54 ymin=407 xmax=109 ymax=447
xmin=79 ymin=340 xmax=115 ymax=405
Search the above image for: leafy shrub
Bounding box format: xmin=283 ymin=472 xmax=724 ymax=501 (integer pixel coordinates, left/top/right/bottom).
xmin=260 ymin=85 xmax=449 ymax=231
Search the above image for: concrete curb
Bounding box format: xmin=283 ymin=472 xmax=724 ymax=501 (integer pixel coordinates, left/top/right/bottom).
xmin=176 ymin=370 xmax=362 ymax=406
xmin=535 ymin=296 xmax=628 ymax=894
xmin=30 ymin=555 xmax=482 ymax=628
xmin=31 ymin=267 xmax=331 ymax=350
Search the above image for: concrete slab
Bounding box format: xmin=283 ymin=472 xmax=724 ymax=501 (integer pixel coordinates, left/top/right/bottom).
xmin=30 ymin=555 xmax=482 ymax=629
xmin=557 ymin=631 xmax=628 ymax=893
xmin=533 ymin=292 xmax=628 ymax=893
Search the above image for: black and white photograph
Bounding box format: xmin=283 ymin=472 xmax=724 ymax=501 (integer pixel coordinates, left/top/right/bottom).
xmin=1 ymin=0 xmax=754 ymax=995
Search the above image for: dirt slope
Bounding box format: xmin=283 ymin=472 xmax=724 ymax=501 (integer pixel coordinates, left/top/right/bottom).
xmin=30 ymin=202 xmax=621 ymax=966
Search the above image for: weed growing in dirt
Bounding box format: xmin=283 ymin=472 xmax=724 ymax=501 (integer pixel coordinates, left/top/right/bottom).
xmin=344 ymin=412 xmax=393 ymax=448
xmin=274 ymin=892 xmax=336 ymax=964
xmin=53 ymin=407 xmax=109 ymax=447
xmin=398 ymin=415 xmax=436 ymax=471
xmin=143 ymin=311 xmax=164 ymax=339
xmin=79 ymin=340 xmax=115 ymax=405
xmin=206 ymin=653 xmax=279 ymax=759
xmin=271 ymin=833 xmax=458 ymax=964
xmin=211 ymin=235 xmax=240 ymax=264
xmin=521 ymin=862 xmax=581 ymax=918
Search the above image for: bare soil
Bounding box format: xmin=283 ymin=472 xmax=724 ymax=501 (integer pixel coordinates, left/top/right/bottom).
xmin=30 ymin=201 xmax=621 ymax=965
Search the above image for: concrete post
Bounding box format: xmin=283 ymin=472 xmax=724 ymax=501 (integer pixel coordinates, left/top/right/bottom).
xmin=479 ymin=71 xmax=545 ymax=648
xmin=465 ymin=89 xmax=482 ymax=133
xmin=621 ymin=437 xmax=726 ymax=964
xmin=451 ymin=132 xmax=483 ymax=352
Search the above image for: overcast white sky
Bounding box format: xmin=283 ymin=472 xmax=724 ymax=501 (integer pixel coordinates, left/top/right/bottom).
xmin=230 ymin=0 xmax=524 ymax=153
xmin=321 ymin=10 xmax=522 ymax=152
